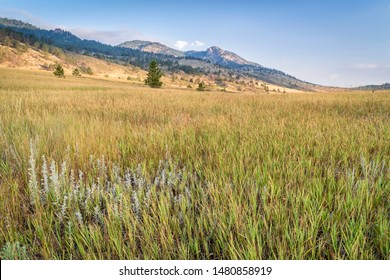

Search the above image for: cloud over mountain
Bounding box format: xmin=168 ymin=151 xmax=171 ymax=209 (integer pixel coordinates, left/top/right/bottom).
xmin=69 ymin=27 xmax=149 ymax=45
xmin=174 ymin=40 xmax=188 ymax=49
xmin=174 ymin=40 xmax=204 ymax=50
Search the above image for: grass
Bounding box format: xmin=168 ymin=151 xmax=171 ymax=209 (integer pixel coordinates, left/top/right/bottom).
xmin=0 ymin=67 xmax=389 ymax=259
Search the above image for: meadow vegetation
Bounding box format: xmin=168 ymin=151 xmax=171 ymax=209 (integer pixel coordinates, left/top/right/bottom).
xmin=0 ymin=68 xmax=388 ymax=259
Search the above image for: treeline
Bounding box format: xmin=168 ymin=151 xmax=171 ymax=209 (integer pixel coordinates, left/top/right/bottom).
xmin=0 ymin=24 xmax=200 ymax=75
xmin=0 ymin=28 xmax=65 ymax=57
xmin=355 ymin=83 xmax=390 ymax=91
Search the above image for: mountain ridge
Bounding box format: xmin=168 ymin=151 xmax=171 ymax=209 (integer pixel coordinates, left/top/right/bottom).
xmin=6 ymin=17 xmax=380 ymax=90
xmin=118 ymin=40 xmax=184 ymax=57
xmin=0 ymin=17 xmax=317 ymax=89
xmin=117 ymin=39 xmax=316 ymax=89
xmin=185 ymin=46 xmax=263 ymax=68
xmin=118 ymin=40 xmax=263 ymax=69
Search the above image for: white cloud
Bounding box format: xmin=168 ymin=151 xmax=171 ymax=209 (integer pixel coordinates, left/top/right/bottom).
xmin=174 ymin=40 xmax=189 ymax=50
xmin=191 ymin=40 xmax=204 ymax=47
xmin=68 ymin=27 xmax=149 ymax=45
xmin=1 ymin=9 xmax=150 ymax=45
xmin=1 ymin=9 xmax=54 ymax=29
xmin=174 ymin=40 xmax=204 ymax=50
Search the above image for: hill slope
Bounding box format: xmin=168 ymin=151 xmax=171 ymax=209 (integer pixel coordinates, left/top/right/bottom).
xmin=354 ymin=83 xmax=390 ymax=91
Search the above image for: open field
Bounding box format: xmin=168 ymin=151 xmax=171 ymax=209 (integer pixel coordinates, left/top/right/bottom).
xmin=0 ymin=68 xmax=389 ymax=259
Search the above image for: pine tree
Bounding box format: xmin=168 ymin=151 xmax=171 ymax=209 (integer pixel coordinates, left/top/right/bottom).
xmin=53 ymin=64 xmax=65 ymax=78
xmin=197 ymin=81 xmax=207 ymax=91
xmin=145 ymin=60 xmax=163 ymax=88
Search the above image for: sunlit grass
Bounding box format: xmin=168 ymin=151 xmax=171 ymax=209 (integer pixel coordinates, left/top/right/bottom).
xmin=0 ymin=68 xmax=389 ymax=259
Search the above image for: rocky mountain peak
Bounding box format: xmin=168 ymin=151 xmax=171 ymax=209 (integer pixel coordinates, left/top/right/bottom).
xmin=207 ymin=46 xmax=223 ymax=53
xmin=118 ymin=40 xmax=184 ymax=57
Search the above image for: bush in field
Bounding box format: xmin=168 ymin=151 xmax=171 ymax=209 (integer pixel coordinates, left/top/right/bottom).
xmin=53 ymin=64 xmax=65 ymax=78
xmin=79 ymin=64 xmax=93 ymax=75
xmin=197 ymin=81 xmax=207 ymax=91
xmin=85 ymin=67 xmax=93 ymax=75
xmin=72 ymin=68 xmax=81 ymax=76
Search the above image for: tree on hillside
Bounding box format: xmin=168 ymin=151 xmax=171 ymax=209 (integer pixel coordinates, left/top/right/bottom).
xmin=72 ymin=68 xmax=81 ymax=76
xmin=145 ymin=60 xmax=163 ymax=88
xmin=197 ymin=81 xmax=207 ymax=91
xmin=2 ymin=36 xmax=12 ymax=47
xmin=79 ymin=65 xmax=93 ymax=75
xmin=53 ymin=64 xmax=65 ymax=78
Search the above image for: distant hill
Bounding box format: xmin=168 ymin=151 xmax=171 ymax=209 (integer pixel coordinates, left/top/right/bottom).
xmin=354 ymin=83 xmax=390 ymax=91
xmin=0 ymin=17 xmax=38 ymax=30
xmin=0 ymin=17 xmax=173 ymax=68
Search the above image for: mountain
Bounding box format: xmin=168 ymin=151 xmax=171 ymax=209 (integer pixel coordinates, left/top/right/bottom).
xmin=118 ymin=41 xmax=313 ymax=89
xmin=185 ymin=46 xmax=314 ymax=89
xmin=185 ymin=46 xmax=262 ymax=68
xmin=119 ymin=42 xmax=261 ymax=68
xmin=118 ymin=40 xmax=184 ymax=57
xmin=0 ymin=17 xmax=321 ymax=90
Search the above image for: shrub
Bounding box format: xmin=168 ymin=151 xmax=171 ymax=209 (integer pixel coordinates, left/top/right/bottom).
xmin=79 ymin=65 xmax=93 ymax=75
xmin=53 ymin=64 xmax=65 ymax=78
xmin=197 ymin=81 xmax=207 ymax=91
xmin=72 ymin=68 xmax=81 ymax=76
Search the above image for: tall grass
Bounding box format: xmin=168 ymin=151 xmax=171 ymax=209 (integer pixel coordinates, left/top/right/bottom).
xmin=0 ymin=68 xmax=389 ymax=259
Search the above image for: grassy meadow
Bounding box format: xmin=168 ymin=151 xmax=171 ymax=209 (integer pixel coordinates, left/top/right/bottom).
xmin=0 ymin=68 xmax=389 ymax=259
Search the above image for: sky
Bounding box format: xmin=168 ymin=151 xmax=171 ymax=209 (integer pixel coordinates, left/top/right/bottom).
xmin=0 ymin=0 xmax=389 ymax=87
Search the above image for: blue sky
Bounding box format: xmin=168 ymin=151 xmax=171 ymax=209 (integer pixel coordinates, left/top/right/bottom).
xmin=1 ymin=0 xmax=389 ymax=86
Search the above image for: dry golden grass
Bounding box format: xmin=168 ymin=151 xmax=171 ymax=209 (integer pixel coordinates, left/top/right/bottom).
xmin=0 ymin=68 xmax=389 ymax=259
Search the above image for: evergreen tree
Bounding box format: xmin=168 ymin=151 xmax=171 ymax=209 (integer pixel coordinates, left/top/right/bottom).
xmin=145 ymin=60 xmax=163 ymax=88
xmin=197 ymin=81 xmax=207 ymax=91
xmin=53 ymin=64 xmax=65 ymax=78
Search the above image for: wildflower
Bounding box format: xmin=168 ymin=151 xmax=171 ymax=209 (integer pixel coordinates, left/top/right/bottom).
xmin=60 ymin=161 xmax=67 ymax=182
xmin=124 ymin=169 xmax=132 ymax=188
xmin=93 ymin=206 xmax=102 ymax=225
xmin=112 ymin=164 xmax=121 ymax=184
xmin=59 ymin=195 xmax=67 ymax=222
xmin=28 ymin=140 xmax=39 ymax=206
xmin=50 ymin=160 xmax=59 ymax=199
xmin=132 ymin=191 xmax=140 ymax=219
xmin=75 ymin=211 xmax=83 ymax=226
xmin=78 ymin=170 xmax=84 ymax=187
xmin=69 ymin=169 xmax=75 ymax=188
xmin=41 ymin=156 xmax=49 ymax=194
